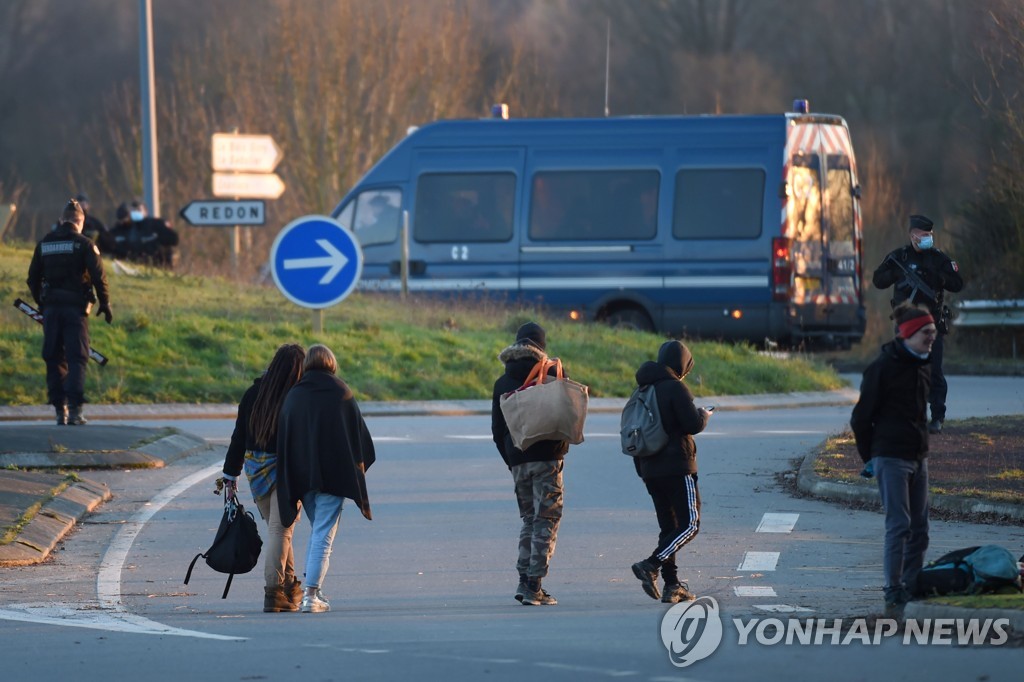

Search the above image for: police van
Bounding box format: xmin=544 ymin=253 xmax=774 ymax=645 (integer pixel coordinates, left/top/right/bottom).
xmin=332 ymin=100 xmax=866 ymax=348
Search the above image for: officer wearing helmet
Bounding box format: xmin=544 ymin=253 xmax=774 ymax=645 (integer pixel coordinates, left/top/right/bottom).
xmin=26 ymin=198 xmax=113 ymax=425
xmin=872 ymin=214 xmax=964 ymax=434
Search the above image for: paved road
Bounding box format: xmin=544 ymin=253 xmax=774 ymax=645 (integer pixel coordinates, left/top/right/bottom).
xmin=1 ymin=375 xmax=1022 ymax=681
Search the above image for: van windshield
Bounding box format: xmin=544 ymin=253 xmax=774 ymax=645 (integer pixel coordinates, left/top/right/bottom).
xmin=343 ymin=189 xmax=402 ymax=246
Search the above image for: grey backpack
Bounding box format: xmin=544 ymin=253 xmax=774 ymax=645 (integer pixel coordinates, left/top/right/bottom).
xmin=620 ymin=383 xmax=669 ymax=458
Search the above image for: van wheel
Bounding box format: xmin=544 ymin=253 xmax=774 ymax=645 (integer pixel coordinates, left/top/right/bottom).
xmin=604 ymin=308 xmax=654 ymax=333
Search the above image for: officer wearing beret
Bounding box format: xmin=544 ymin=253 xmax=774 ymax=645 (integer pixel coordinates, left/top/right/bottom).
xmin=26 ymin=199 xmax=113 ymax=425
xmin=872 ymin=214 xmax=963 ymax=434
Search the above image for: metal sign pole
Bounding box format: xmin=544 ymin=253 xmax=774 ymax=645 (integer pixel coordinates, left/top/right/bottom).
xmin=401 ymin=209 xmax=410 ymax=299
xmin=312 ymin=309 xmax=323 ymax=334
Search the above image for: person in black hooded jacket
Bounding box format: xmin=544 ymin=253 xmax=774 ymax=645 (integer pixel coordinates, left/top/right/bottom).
xmin=491 ymin=321 xmax=569 ymax=606
xmin=629 ymin=340 xmax=712 ymax=604
xmin=851 ymin=303 xmax=935 ymax=615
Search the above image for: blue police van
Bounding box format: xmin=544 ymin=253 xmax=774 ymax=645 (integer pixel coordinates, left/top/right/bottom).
xmin=331 ymin=101 xmax=866 ymax=348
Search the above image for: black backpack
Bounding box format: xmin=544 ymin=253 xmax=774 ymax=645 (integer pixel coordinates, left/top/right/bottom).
xmin=620 ymin=383 xmax=669 ymax=458
xmin=184 ymin=494 xmax=263 ymax=599
xmin=914 ymin=545 xmax=1022 ymax=597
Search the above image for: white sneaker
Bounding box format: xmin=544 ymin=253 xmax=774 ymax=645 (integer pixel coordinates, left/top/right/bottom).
xmin=300 ymin=591 xmax=330 ymax=613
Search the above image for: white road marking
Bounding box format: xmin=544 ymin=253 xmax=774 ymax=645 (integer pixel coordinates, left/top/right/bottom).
xmin=753 ymin=604 xmax=815 ymax=613
xmin=755 ymin=513 xmax=799 ymax=533
xmin=373 ymin=436 xmax=412 ymax=442
xmin=735 ymin=586 xmax=777 ymax=597
xmin=448 ymin=435 xmax=493 ymax=440
xmin=738 ymin=551 xmax=780 ymax=571
xmin=0 ymin=463 xmax=243 ymax=640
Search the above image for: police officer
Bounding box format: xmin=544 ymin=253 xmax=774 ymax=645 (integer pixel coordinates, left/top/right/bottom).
xmin=26 ymin=199 xmax=113 ymax=425
xmin=872 ymin=214 xmax=963 ymax=434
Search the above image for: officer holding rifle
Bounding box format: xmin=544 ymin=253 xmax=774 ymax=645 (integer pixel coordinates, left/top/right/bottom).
xmin=26 ymin=199 xmax=112 ymax=425
xmin=872 ymin=214 xmax=963 ymax=434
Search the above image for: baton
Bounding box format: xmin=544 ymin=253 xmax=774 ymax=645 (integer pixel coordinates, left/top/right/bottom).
xmin=13 ymin=298 xmax=109 ymax=366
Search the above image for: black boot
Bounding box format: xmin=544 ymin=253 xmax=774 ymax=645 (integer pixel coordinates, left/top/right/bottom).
xmin=55 ymin=403 xmax=68 ymax=426
xmin=67 ymin=404 xmax=87 ymax=426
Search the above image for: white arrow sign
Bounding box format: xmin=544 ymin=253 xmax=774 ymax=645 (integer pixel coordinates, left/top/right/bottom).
xmin=212 ymin=172 xmax=286 ymax=199
xmin=283 ymin=238 xmax=349 ymax=285
xmin=212 ymin=133 xmax=283 ymax=173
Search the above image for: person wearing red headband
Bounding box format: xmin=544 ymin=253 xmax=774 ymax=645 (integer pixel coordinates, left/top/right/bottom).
xmin=850 ymin=302 xmax=937 ymax=617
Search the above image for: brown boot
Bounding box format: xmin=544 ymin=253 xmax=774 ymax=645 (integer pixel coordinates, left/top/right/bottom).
xmin=284 ymin=576 xmax=304 ymax=609
xmin=264 ymin=586 xmax=299 ymax=613
xmin=55 ymin=404 xmax=68 ymax=426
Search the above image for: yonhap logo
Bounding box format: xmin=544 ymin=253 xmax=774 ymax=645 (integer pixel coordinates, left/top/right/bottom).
xmin=660 ymin=596 xmax=724 ymax=667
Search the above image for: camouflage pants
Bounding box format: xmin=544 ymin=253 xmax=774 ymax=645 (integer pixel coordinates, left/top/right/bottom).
xmin=512 ymin=460 xmax=564 ymax=578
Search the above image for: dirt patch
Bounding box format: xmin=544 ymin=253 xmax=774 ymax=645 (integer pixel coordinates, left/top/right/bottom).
xmin=812 ymin=415 xmax=1024 ymax=507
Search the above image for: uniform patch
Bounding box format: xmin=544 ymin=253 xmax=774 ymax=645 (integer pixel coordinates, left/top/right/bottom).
xmin=950 ymin=260 xmax=958 ymax=272
xmin=41 ymin=241 xmax=75 ymax=255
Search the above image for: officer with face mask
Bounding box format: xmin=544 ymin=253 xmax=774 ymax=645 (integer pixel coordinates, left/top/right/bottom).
xmin=109 ymin=198 xmax=179 ymax=266
xmin=26 ymin=199 xmax=112 ymax=425
xmin=872 ymin=214 xmax=964 ymax=434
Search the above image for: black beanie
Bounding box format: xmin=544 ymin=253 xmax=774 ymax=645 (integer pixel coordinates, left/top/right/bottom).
xmin=908 ymin=214 xmax=933 ymax=232
xmin=515 ymin=322 xmax=547 ymax=351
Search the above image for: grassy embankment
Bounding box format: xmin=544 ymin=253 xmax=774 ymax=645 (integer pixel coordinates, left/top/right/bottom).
xmin=0 ymin=243 xmax=843 ymax=405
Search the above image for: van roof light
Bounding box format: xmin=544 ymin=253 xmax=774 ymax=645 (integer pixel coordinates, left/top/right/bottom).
xmin=491 ymin=103 xmax=509 ymax=120
xmin=792 ymin=99 xmax=809 ymax=114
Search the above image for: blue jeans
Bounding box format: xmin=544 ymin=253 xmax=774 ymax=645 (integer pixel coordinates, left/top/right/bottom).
xmin=874 ymin=457 xmax=929 ymax=596
xmin=301 ymin=491 xmax=344 ymax=591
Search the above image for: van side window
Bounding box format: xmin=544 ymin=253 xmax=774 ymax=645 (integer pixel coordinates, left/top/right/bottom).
xmin=349 ymin=190 xmax=402 ymax=246
xmin=529 ymin=170 xmax=659 ymax=240
xmin=673 ymin=169 xmax=764 ymax=239
xmin=414 ymin=173 xmax=515 ymax=243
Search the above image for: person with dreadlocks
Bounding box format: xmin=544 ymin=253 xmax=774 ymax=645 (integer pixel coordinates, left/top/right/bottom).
xmin=221 ymin=343 xmax=307 ymax=612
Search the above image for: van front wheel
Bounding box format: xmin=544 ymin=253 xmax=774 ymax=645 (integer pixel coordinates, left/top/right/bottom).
xmin=602 ymin=308 xmax=654 ymax=333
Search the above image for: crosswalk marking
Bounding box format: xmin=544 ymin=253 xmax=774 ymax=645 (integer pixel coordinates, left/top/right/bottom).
xmin=756 ymin=513 xmax=799 ymax=533
xmin=735 ymin=586 xmax=777 ymax=597
xmin=738 ymin=551 xmax=780 ymax=571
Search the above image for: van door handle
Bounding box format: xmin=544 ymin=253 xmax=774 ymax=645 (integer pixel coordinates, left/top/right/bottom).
xmin=389 ymin=260 xmax=427 ymax=275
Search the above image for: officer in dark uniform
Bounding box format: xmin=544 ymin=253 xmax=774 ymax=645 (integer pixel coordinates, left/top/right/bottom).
xmin=26 ymin=199 xmax=113 ymax=425
xmin=872 ymin=214 xmax=963 ymax=434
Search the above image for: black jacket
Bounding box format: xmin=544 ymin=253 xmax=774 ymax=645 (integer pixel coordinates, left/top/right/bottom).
xmin=27 ymin=222 xmax=110 ymax=309
xmin=223 ymin=377 xmax=272 ymax=478
xmin=850 ymin=339 xmax=931 ymax=463
xmin=632 ymin=341 xmax=708 ymax=479
xmin=491 ymin=343 xmax=570 ymax=468
xmin=872 ymin=244 xmax=963 ymax=327
xmin=276 ymin=370 xmax=376 ymax=525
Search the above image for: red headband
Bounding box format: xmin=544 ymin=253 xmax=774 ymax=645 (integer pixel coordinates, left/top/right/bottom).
xmin=898 ymin=314 xmax=935 ymax=339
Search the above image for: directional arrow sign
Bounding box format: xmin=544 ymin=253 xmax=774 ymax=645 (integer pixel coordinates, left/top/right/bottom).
xmin=212 ymin=172 xmax=286 ymax=199
xmin=271 ymin=215 xmax=363 ymax=308
xmin=179 ymin=200 xmax=266 ymax=226
xmin=211 ymin=133 xmax=283 ymax=173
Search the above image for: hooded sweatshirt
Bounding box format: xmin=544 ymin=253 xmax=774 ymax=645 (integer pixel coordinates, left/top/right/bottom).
xmin=632 ymin=340 xmax=708 ymax=478
xmin=491 ymin=342 xmax=570 ymax=467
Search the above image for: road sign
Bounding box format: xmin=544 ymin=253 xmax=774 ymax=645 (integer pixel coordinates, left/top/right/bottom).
xmin=179 ymin=200 xmax=266 ymax=226
xmin=270 ymin=215 xmax=363 ymax=309
xmin=211 ymin=133 xmax=283 ymax=173
xmin=212 ymin=172 xmax=286 ymax=199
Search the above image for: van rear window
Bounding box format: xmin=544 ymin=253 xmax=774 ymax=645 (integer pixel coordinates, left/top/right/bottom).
xmin=673 ymin=168 xmax=764 ymax=240
xmin=529 ymin=170 xmax=659 ymax=241
xmin=414 ymin=173 xmax=515 ymax=243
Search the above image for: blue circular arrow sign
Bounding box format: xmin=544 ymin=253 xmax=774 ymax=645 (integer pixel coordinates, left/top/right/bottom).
xmin=270 ymin=215 xmax=363 ymax=309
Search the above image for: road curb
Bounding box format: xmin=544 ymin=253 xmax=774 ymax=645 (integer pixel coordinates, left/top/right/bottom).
xmin=0 ymin=476 xmax=111 ymax=567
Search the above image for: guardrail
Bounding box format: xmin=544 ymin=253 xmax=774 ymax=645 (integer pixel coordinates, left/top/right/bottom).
xmin=954 ymin=299 xmax=1024 ymax=358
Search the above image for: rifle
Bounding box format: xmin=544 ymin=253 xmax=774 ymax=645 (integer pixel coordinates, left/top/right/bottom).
xmin=13 ymin=298 xmax=109 ymax=366
xmin=885 ymin=254 xmax=938 ymax=305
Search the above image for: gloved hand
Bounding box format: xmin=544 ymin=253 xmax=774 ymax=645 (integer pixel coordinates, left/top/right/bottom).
xmin=97 ymin=302 xmax=113 ymax=324
xmin=859 ymin=459 xmax=875 ymax=479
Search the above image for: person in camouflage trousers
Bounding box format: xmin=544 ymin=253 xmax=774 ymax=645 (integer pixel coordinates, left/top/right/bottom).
xmin=491 ymin=322 xmax=570 ymax=606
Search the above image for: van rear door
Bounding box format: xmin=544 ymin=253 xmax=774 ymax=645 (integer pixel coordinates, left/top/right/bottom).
xmin=822 ymin=153 xmax=862 ymax=339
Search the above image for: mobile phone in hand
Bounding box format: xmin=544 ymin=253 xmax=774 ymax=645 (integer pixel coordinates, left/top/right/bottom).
xmin=704 ymin=405 xmax=716 ymax=412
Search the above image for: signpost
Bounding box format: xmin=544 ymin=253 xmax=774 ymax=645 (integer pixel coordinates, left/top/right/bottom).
xmin=270 ymin=215 xmax=363 ymax=333
xmin=207 ymin=131 xmax=285 ymax=271
xmin=211 ymin=133 xmax=283 ymax=173
xmin=179 ymin=200 xmax=265 ymax=227
xmin=212 ymin=172 xmax=286 ymax=200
